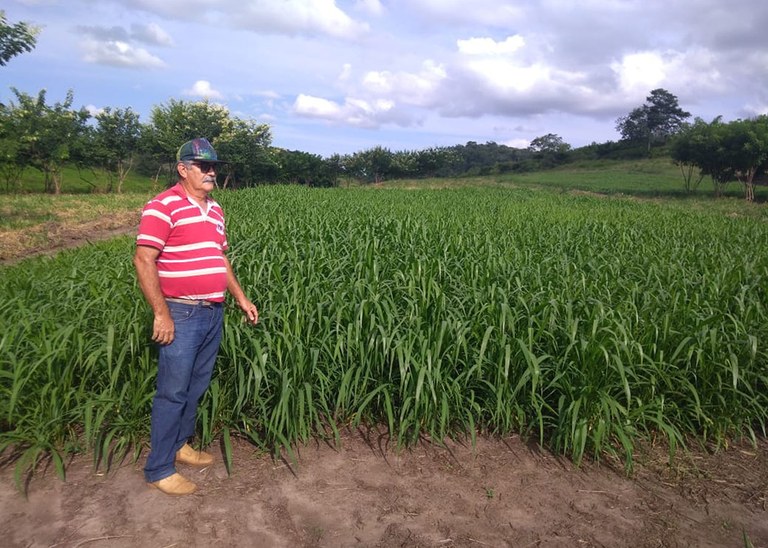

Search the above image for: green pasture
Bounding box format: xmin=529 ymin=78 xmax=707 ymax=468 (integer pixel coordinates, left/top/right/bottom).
xmin=516 ymin=157 xmax=767 ymax=201
xmin=512 ymin=157 xmax=685 ymax=194
xmin=382 ymin=157 xmax=768 ymax=203
xmin=1 ymin=183 xmax=766 ymax=487
xmin=1 ymin=164 xmax=165 ymax=195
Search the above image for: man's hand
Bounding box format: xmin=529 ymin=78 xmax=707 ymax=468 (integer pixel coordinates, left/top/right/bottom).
xmin=152 ymin=313 xmax=175 ymax=345
xmin=238 ymin=299 xmax=259 ymax=325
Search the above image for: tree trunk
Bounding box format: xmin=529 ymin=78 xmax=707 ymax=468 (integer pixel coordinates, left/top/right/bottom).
xmin=152 ymin=165 xmax=164 ymax=191
xmin=53 ymin=170 xmax=61 ymax=194
xmin=116 ymin=157 xmax=134 ymax=194
xmin=736 ymin=168 xmax=757 ymax=202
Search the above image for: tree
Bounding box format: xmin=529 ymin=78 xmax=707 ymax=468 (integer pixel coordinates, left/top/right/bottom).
xmin=148 ymin=99 xmax=234 ymax=183
xmin=616 ymin=88 xmax=691 ymax=153
xmin=671 ymin=116 xmax=768 ymax=201
xmin=0 ymin=11 xmax=39 ymax=66
xmin=0 ymin=100 xmax=27 ymax=191
xmin=345 ymin=146 xmax=394 ymax=183
xmin=677 ymin=117 xmax=734 ymax=197
xmin=92 ymin=107 xmax=142 ymax=193
xmin=389 ymin=149 xmax=418 ymax=179
xmin=414 ymin=147 xmax=454 ymax=178
xmin=324 ymin=154 xmax=345 ymax=186
xmin=215 ymin=118 xmax=275 ymax=188
xmin=274 ymin=149 xmax=337 ymax=187
xmin=4 ymin=88 xmax=90 ymax=193
xmin=528 ymin=133 xmax=570 ymax=155
xmin=528 ymin=133 xmax=572 ymax=167
xmin=670 ymin=119 xmax=705 ymax=193
xmin=725 ymin=116 xmax=768 ymax=202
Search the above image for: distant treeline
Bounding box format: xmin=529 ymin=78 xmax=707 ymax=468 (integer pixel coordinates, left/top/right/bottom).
xmin=1 ymin=87 xmax=766 ymax=200
xmin=0 ymin=87 xmax=582 ymax=192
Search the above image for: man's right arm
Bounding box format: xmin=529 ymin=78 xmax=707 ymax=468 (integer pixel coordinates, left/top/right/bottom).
xmin=133 ymin=245 xmax=174 ymax=345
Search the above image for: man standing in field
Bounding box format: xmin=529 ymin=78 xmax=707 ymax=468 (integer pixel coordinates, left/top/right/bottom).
xmin=134 ymin=138 xmax=259 ymax=496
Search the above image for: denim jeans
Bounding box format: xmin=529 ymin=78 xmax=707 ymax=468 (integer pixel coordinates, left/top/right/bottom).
xmin=144 ymin=300 xmax=224 ymax=482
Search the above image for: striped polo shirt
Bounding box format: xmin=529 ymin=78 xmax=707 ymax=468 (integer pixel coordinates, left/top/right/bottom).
xmin=136 ymin=183 xmax=228 ymax=302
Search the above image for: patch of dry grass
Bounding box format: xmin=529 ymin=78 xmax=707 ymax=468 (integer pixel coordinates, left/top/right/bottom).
xmin=0 ymin=194 xmax=149 ymax=262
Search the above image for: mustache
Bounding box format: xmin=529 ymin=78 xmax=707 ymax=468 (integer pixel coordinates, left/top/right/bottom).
xmin=203 ymin=176 xmax=217 ymax=184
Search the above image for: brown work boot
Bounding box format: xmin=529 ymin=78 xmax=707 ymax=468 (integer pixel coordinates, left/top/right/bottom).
xmin=175 ymin=443 xmax=214 ymax=467
xmin=149 ymin=473 xmax=197 ymax=496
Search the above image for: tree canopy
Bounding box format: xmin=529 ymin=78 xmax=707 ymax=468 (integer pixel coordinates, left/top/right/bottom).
xmin=0 ymin=11 xmax=38 ymax=67
xmin=616 ymin=88 xmax=691 ymax=152
xmin=671 ymin=115 xmax=768 ymax=201
xmin=0 ymin=88 xmax=89 ymax=193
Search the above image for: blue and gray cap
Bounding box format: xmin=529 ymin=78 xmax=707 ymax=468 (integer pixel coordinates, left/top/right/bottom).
xmin=176 ymin=138 xmax=226 ymax=163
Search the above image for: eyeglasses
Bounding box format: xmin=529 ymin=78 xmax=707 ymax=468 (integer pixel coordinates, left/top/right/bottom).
xmin=192 ymin=161 xmax=217 ymax=173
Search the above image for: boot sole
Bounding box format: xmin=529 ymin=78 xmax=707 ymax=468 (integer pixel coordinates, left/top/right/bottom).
xmin=148 ymin=482 xmax=197 ymax=496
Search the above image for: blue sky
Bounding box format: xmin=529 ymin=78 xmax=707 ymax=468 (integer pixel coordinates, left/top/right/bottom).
xmin=3 ymin=0 xmax=767 ymax=157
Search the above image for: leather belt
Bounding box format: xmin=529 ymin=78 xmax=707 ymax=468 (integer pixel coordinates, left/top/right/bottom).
xmin=166 ymin=297 xmax=221 ymax=307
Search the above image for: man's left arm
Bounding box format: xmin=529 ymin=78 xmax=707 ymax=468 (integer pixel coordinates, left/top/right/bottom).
xmin=223 ymin=254 xmax=259 ymax=325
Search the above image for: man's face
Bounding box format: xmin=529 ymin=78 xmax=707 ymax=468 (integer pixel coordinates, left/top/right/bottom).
xmin=179 ymin=161 xmax=218 ymax=194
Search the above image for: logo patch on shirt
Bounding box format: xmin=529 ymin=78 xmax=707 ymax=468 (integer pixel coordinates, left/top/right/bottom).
xmin=216 ymin=221 xmax=225 ymax=235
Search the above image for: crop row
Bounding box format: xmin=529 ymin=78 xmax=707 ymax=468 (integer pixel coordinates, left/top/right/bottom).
xmin=1 ymin=186 xmax=766 ymax=483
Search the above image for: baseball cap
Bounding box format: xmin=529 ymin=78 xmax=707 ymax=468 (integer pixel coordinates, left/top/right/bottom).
xmin=176 ymin=138 xmax=226 ymax=163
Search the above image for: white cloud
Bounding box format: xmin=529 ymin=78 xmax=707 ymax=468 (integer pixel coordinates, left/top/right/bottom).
xmin=466 ymin=60 xmax=555 ymax=93
xmin=292 ymin=60 xmax=446 ymax=128
xmin=77 ymin=25 xmax=130 ymax=42
xmin=439 ymin=36 xmax=604 ymax=118
xmin=81 ymin=39 xmax=166 ymax=69
xmin=183 ymin=80 xmax=224 ymax=100
xmin=355 ymin=0 xmax=384 ymax=16
xmin=360 ymin=60 xmax=446 ymax=106
xmin=612 ymin=52 xmax=667 ymax=95
xmin=504 ymin=138 xmax=531 ymax=149
xmin=131 ymin=23 xmax=174 ymax=47
xmin=746 ymin=103 xmax=768 ymax=117
xmin=77 ymin=23 xmax=173 ymax=47
xmin=294 ymin=94 xmax=342 ymax=118
xmin=293 ymin=94 xmax=401 ymax=127
xmin=107 ymin=0 xmax=369 ymax=40
xmin=611 ymin=48 xmax=730 ymax=104
xmin=76 ymin=23 xmax=172 ymax=68
xmin=232 ymin=0 xmax=369 ymax=39
xmin=339 ymin=63 xmax=353 ymax=81
xmin=85 ymin=104 xmax=104 ymax=116
xmin=256 ymin=90 xmax=281 ymax=100
xmin=457 ymin=35 xmax=526 ymax=56
xmin=405 ymin=0 xmax=525 ymax=27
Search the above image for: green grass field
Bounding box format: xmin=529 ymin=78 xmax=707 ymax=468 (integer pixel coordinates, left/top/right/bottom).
xmin=1 ymin=159 xmax=767 ymax=486
xmin=1 ymin=164 xmax=166 ymax=195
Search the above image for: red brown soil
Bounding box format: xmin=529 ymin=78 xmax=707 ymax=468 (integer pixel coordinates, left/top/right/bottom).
xmin=1 ymin=430 xmax=766 ymax=548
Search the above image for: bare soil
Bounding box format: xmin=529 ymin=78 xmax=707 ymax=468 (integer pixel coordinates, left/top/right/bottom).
xmin=1 ymin=431 xmax=767 ymax=548
xmin=2 ymin=221 xmax=768 ymax=548
xmin=0 ymin=209 xmax=139 ymax=264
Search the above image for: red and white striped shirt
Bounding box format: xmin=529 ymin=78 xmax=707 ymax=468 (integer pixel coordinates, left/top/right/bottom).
xmin=136 ymin=183 xmax=228 ymax=302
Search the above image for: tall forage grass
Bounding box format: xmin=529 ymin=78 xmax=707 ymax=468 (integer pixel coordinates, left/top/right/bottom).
xmin=1 ymin=186 xmax=766 ymax=483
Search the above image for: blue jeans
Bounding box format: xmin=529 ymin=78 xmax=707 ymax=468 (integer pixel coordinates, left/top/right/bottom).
xmin=144 ymin=301 xmax=224 ymax=482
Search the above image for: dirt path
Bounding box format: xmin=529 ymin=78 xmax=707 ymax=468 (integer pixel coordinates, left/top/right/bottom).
xmin=0 ymin=213 xmax=139 ymax=265
xmin=1 ymin=431 xmax=766 ymax=548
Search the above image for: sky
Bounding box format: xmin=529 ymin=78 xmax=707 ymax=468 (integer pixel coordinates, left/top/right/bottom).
xmin=3 ymin=0 xmax=768 ymax=158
